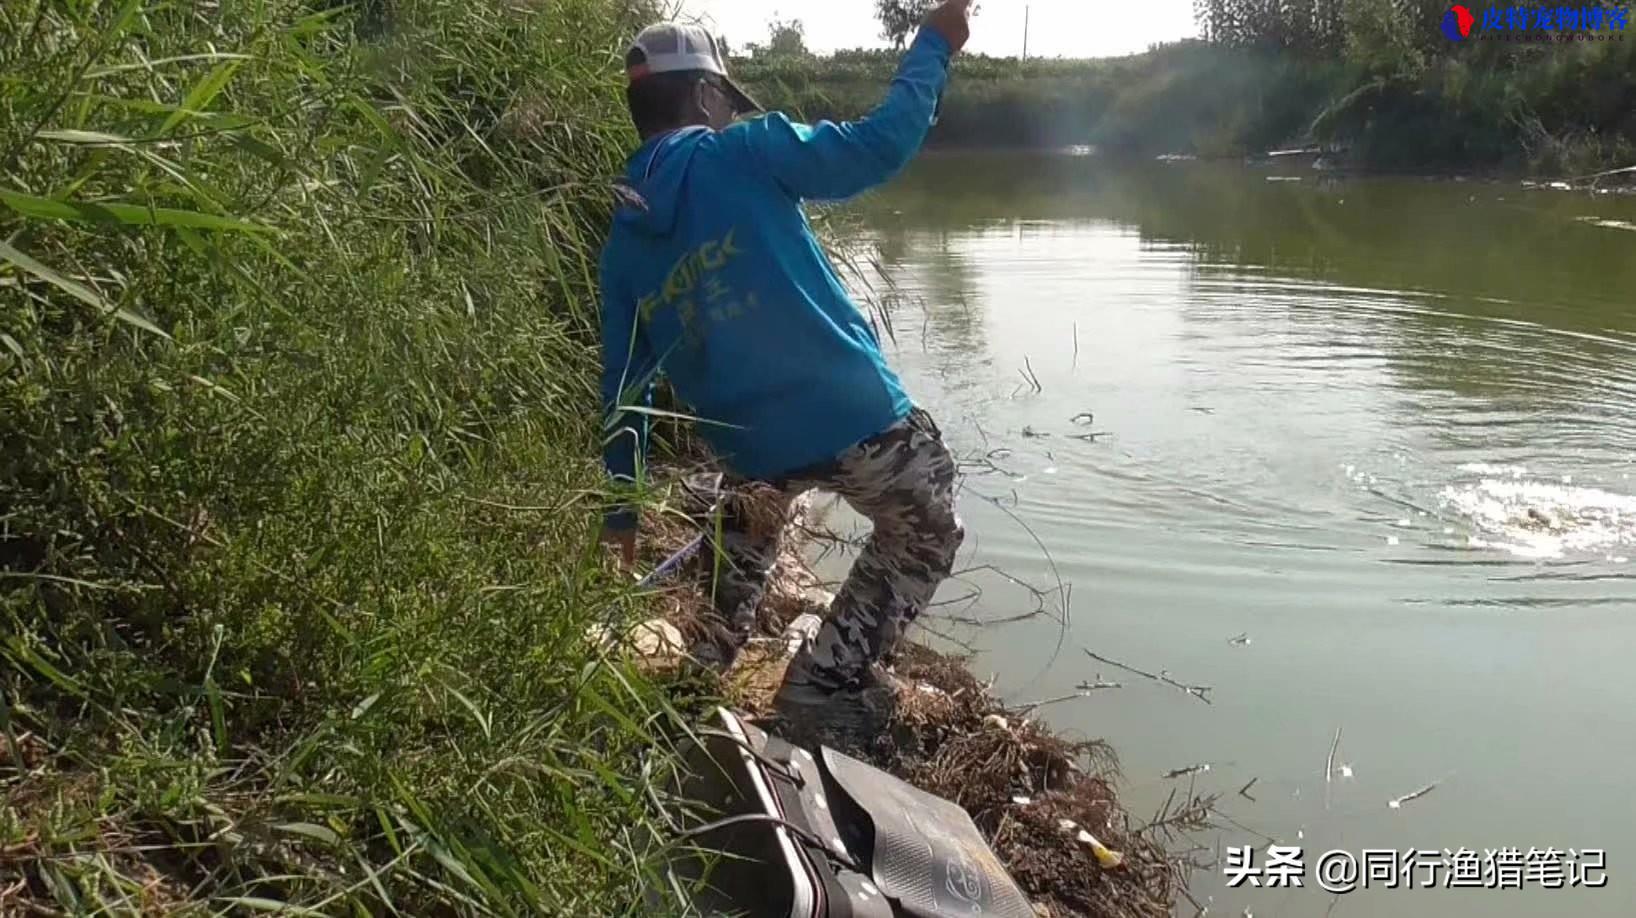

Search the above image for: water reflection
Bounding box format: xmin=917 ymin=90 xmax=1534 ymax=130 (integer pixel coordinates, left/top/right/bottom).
xmin=840 ymin=154 xmax=1636 ymax=918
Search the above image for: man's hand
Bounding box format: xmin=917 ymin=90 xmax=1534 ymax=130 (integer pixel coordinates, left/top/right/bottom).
xmin=600 ymin=526 xmax=637 ymax=570
xmin=923 ymin=0 xmax=973 ymax=53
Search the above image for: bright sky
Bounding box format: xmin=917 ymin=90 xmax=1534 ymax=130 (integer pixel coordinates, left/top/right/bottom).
xmin=676 ymin=0 xmax=1199 ymax=59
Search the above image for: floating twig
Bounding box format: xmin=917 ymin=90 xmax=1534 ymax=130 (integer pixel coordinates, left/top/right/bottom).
xmin=1564 ymin=162 xmax=1636 ymax=187
xmin=977 ymin=493 xmax=1073 ymax=679
xmin=1388 ymin=778 xmax=1443 ymax=810
xmin=909 ymin=614 xmax=980 ymax=654
xmin=1227 ymin=632 xmax=1251 ymax=647
xmin=969 ymin=416 xmax=991 ymax=450
xmin=1071 ymin=322 xmax=1079 ymax=371
xmin=1068 ymin=431 xmax=1112 ymax=442
xmin=940 ymin=563 xmax=1067 ymax=630
xmin=1082 ymin=648 xmax=1213 ymax=705
xmin=1070 ymin=411 xmax=1095 ymax=425
xmin=958 ymin=447 xmax=1023 ymax=479
xmin=1212 ymin=809 xmax=1280 ymax=847
xmin=1238 ymin=777 xmax=1259 ymax=802
xmin=958 ymin=456 xmax=1022 ymax=478
xmin=1019 ymin=356 xmax=1043 ymax=393
xmin=1164 ymin=762 xmax=1212 ymax=780
xmin=1013 ymin=685 xmax=1120 ymax=715
xmin=1324 ymin=726 xmax=1342 ymax=810
xmin=1138 ymin=785 xmax=1218 ymax=841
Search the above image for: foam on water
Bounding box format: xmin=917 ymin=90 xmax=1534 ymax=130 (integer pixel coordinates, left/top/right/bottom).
xmin=1456 ymin=462 xmax=1528 ymax=477
xmin=1439 ymin=475 xmax=1636 ymax=559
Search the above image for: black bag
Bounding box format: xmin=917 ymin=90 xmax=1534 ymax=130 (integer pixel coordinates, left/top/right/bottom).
xmin=666 ymin=707 xmax=1035 ymax=918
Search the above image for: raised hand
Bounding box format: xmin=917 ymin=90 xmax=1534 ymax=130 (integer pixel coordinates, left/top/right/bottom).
xmin=923 ymin=0 xmax=974 ymax=52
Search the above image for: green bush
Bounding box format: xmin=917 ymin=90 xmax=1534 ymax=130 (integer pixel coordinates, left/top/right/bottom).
xmin=1 ymin=0 xmax=695 ymax=912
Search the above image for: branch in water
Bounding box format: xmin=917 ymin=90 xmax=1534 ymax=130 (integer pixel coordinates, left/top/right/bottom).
xmin=1018 ymin=356 xmax=1042 ymax=393
xmin=1082 ymin=648 xmax=1213 ymax=704
xmin=1014 ymin=683 xmax=1122 ymax=715
xmin=1388 ymin=777 xmax=1445 ymax=810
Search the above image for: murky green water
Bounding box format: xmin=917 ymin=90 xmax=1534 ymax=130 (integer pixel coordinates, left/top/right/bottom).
xmin=844 ymin=153 xmax=1636 ymax=916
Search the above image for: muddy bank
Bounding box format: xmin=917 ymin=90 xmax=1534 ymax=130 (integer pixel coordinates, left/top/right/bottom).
xmin=615 ymin=474 xmax=1197 ymax=918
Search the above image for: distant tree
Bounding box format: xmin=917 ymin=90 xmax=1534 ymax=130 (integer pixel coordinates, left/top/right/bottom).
xmin=1194 ymin=0 xmax=1349 ymax=55
xmin=764 ymin=16 xmax=808 ymax=56
xmin=875 ymin=0 xmax=935 ymax=49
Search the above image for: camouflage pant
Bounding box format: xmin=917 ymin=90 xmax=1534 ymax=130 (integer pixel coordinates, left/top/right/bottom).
xmin=708 ymin=408 xmax=964 ymax=691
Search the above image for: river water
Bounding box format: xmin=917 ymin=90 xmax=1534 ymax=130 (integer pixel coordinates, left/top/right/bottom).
xmin=838 ymin=153 xmax=1636 ymax=916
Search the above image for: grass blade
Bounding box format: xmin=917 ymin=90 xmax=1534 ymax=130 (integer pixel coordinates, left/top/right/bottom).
xmin=276 ymin=822 xmax=343 ymax=846
xmin=159 ymin=59 xmax=244 ymax=135
xmin=4 ymin=635 xmax=88 ymax=699
xmin=1 ymin=189 xmax=269 ymax=233
xmin=84 ymin=52 xmax=251 ymax=79
xmin=215 ymin=897 xmax=322 ymax=915
xmin=0 ymin=238 xmax=169 ymax=337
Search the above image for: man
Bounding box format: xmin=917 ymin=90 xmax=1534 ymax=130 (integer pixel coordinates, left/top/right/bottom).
xmin=599 ymin=1 xmax=972 ymax=727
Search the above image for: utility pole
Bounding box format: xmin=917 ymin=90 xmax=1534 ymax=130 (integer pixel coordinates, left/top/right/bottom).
xmin=1022 ymin=4 xmax=1030 ymax=60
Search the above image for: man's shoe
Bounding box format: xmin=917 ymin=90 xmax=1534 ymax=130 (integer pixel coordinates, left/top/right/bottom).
xmin=771 ymin=661 xmax=901 ymax=752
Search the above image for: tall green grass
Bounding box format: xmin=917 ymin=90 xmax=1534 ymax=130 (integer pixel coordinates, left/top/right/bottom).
xmin=1 ymin=0 xmax=701 ymax=912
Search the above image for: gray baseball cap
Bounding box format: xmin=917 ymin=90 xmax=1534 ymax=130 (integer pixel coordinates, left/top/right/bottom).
xmin=625 ymin=22 xmax=761 ymax=115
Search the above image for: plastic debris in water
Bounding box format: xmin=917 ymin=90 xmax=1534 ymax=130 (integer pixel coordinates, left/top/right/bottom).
xmin=1227 ymin=632 xmax=1251 ymax=647
xmin=1074 ymin=829 xmax=1125 ymax=869
xmin=1386 ymin=536 xmax=1400 ymax=546
xmin=1163 ymin=762 xmax=1211 ymax=779
xmin=1012 ymin=795 xmax=1032 ymax=806
xmin=983 ymin=713 xmax=1010 ymax=731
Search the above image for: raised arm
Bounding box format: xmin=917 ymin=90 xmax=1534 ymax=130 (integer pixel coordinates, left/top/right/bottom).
xmin=730 ymin=1 xmax=971 ymax=202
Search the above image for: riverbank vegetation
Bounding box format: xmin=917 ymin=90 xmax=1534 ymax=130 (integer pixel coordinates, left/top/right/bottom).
xmin=1 ymin=0 xmax=698 ymax=911
xmin=736 ymin=0 xmax=1636 ymax=173
xmin=1 ymin=1 xmax=1174 ymax=915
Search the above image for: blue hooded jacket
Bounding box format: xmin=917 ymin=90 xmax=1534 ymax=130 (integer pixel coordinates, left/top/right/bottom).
xmin=600 ymin=29 xmax=952 ymax=530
